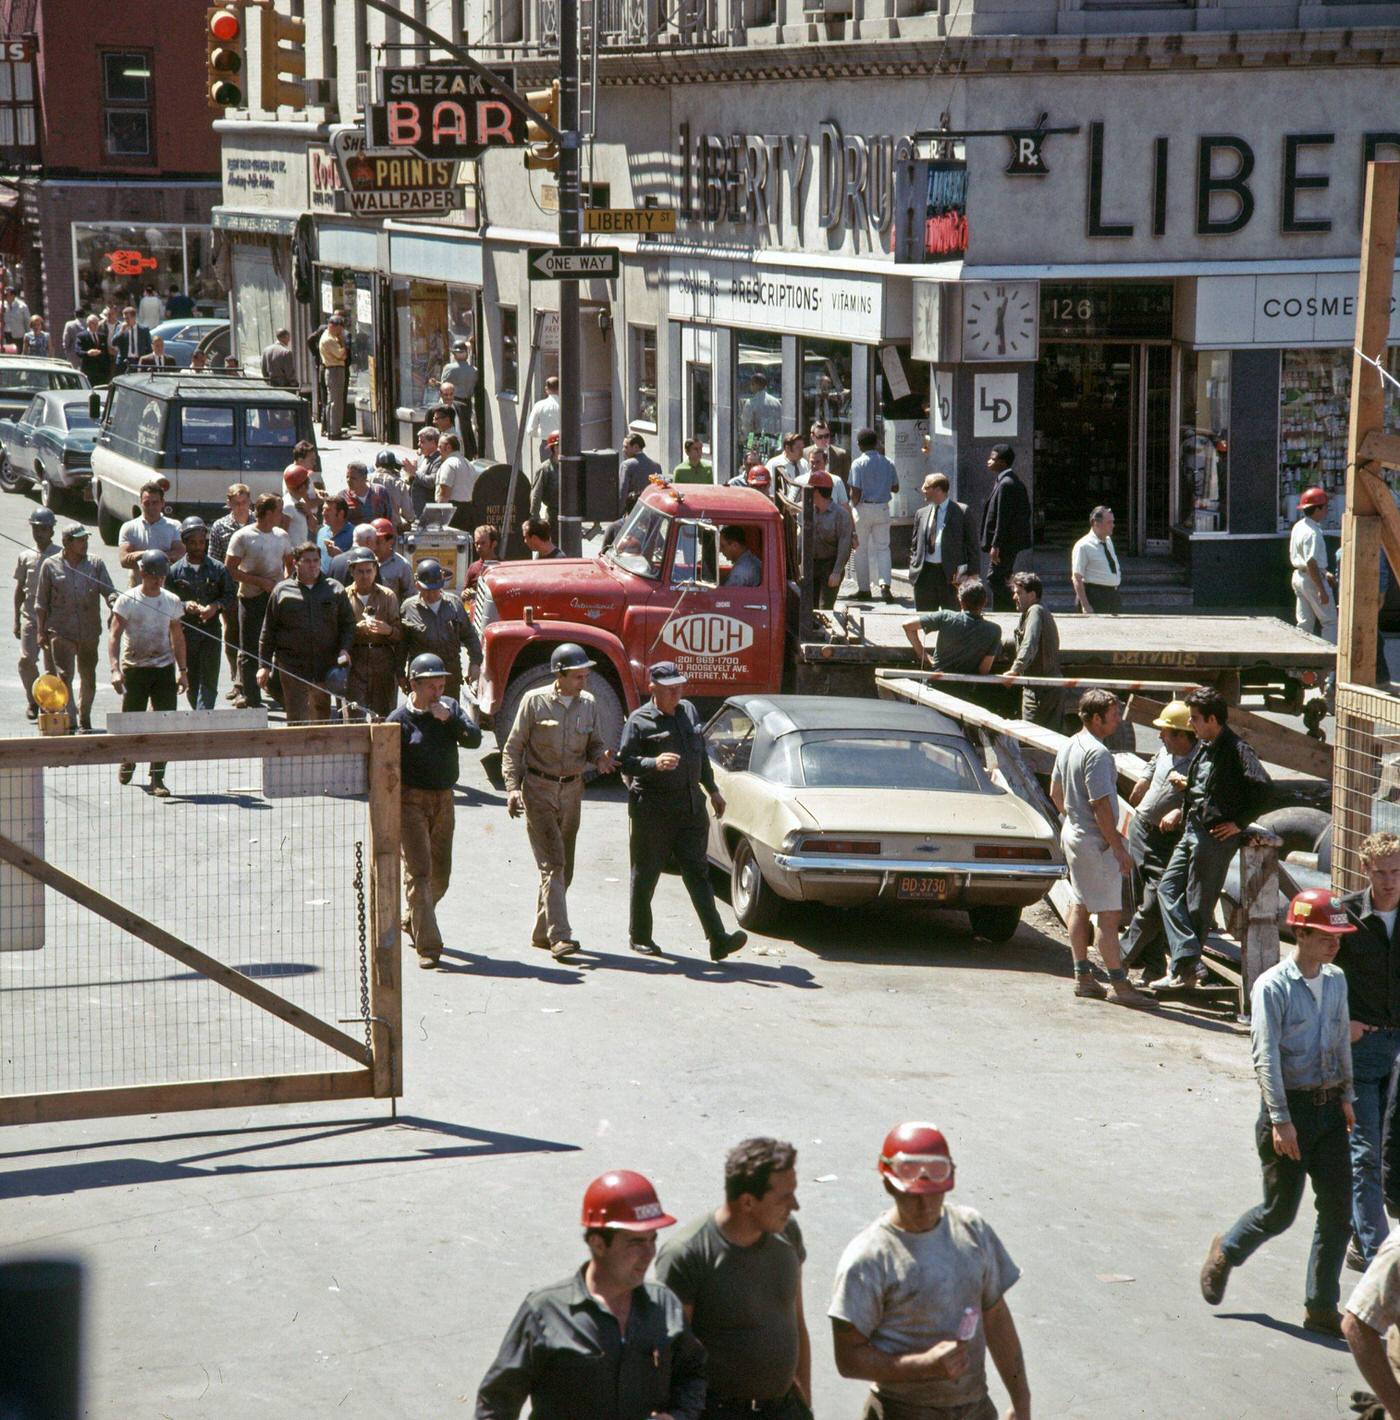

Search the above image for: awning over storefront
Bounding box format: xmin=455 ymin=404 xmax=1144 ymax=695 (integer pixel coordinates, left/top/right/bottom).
xmin=211 ymin=207 xmax=301 ymax=237
xmin=386 ymin=228 xmax=482 ymax=287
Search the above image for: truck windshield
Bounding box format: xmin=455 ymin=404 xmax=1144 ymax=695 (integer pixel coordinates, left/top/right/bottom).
xmin=605 ymin=500 xmax=671 ymax=580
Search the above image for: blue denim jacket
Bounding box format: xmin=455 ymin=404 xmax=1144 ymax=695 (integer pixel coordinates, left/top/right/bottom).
xmin=1250 ymin=956 xmax=1354 ymax=1123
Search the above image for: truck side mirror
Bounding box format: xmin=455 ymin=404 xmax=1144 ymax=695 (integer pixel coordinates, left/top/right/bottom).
xmin=88 ymin=392 xmax=100 ymax=420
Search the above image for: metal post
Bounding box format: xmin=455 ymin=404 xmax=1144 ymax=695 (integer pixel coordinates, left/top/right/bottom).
xmin=556 ymin=0 xmax=583 ymax=556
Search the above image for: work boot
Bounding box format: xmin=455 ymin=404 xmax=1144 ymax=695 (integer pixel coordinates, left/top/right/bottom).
xmin=78 ymin=720 xmax=92 ymax=734
xmin=551 ymin=939 xmax=580 ymax=959
xmin=1303 ymin=1308 xmax=1344 ymax=1338
xmin=1148 ymin=964 xmax=1207 ymax=992
xmin=1200 ymin=1235 xmax=1232 ymax=1305
xmin=1347 ymin=1238 xmax=1368 ymax=1272
xmin=1110 ymin=979 xmax=1156 ymax=1009
xmin=629 ymin=939 xmax=662 ymax=956
xmin=149 ymin=779 xmax=170 ymax=799
xmin=416 ymin=951 xmax=439 ymax=970
xmin=880 ymin=585 xmax=894 ymax=604
xmin=709 ymin=930 xmax=747 ymax=962
xmin=118 ymin=763 xmax=134 ymax=785
xmin=25 ymin=703 xmax=38 ymax=721
xmin=1073 ymin=972 xmax=1107 ymax=1000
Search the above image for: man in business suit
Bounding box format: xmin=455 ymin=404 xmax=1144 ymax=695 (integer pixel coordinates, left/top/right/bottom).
xmin=909 ymin=471 xmax=978 ymax=611
xmin=978 ymin=442 xmax=1032 ymax=612
xmin=109 ymin=306 xmax=152 ymax=374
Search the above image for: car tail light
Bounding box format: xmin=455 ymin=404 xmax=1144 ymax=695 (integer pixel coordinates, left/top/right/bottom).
xmin=801 ymin=838 xmax=881 ymax=855
xmin=975 ymin=843 xmax=1053 ymax=861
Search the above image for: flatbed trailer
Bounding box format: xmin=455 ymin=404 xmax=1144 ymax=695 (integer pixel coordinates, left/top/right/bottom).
xmin=795 ymin=609 xmax=1334 ymax=710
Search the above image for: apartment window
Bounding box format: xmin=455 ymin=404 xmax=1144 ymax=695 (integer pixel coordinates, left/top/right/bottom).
xmin=630 ymin=324 xmax=657 ymax=426
xmin=499 ymin=307 xmax=519 ymax=398
xmin=0 ymin=43 xmax=36 ymax=151
xmin=102 ymin=50 xmax=152 ymax=160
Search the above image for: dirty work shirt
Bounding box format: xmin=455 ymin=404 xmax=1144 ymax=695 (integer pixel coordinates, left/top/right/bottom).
xmin=829 ymin=1204 xmax=1020 ymax=1411
xmin=226 ymin=524 xmax=292 ymax=598
xmin=917 ymin=610 xmax=1000 ymax=675
xmin=1051 ymin=729 xmax=1118 ymax=843
xmin=113 ymin=587 xmax=182 ymax=668
xmin=654 ymin=1215 xmax=805 ymax=1401
xmin=1346 ymin=1223 xmax=1400 ymax=1375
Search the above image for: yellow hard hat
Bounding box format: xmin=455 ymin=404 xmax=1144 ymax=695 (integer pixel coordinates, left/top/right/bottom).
xmin=1152 ymin=700 xmax=1192 ymax=732
xmin=32 ymin=674 xmax=69 ymax=712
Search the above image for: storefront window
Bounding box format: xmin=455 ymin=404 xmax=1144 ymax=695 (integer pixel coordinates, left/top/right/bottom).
xmin=630 ymin=324 xmax=657 ymax=426
xmin=499 ymin=307 xmax=518 ymax=398
xmin=1180 ymin=350 xmax=1230 ymax=533
xmin=393 ymin=278 xmax=478 ymax=414
xmin=318 ymin=267 xmax=374 ymax=431
xmin=1278 ymin=348 xmax=1400 ymax=531
xmin=800 ymin=338 xmax=853 ymax=450
xmin=72 ymin=223 xmax=225 ymax=316
xmin=735 ymin=329 xmax=783 ymax=470
xmin=687 ymin=363 xmax=712 ymax=454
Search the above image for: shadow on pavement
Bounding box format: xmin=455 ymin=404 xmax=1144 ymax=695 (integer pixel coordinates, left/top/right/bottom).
xmin=438 ymin=947 xmax=585 ymax=984
xmin=573 ymin=947 xmax=819 ymax=990
xmin=1215 ymin=1312 xmax=1348 ymax=1349
xmin=0 ymin=1114 xmax=579 ymax=1200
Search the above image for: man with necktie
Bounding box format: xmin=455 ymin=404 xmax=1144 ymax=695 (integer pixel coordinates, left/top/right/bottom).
xmin=1071 ymin=506 xmax=1123 ymax=615
xmin=110 ymin=305 xmax=152 ymax=374
xmin=909 ymin=472 xmax=978 ymax=611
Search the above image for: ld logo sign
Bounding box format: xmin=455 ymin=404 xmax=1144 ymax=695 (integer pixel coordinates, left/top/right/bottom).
xmin=973 ymin=373 xmax=1017 ymax=439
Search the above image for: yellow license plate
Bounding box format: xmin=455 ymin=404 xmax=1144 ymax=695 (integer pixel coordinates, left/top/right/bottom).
xmin=896 ymin=875 xmax=951 ymax=902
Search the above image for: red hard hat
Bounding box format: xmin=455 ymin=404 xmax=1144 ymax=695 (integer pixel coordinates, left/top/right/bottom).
xmin=878 ymin=1122 xmax=956 ymax=1195
xmin=1298 ymin=486 xmax=1328 ymax=510
xmin=580 ymin=1170 xmax=677 ymax=1232
xmin=1285 ymin=888 xmax=1356 ymax=935
xmin=807 ymin=471 xmax=834 ymax=491
xmin=371 ymin=517 xmax=396 ymax=538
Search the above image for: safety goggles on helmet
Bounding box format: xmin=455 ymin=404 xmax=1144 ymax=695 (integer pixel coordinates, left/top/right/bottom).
xmin=881 ymin=1152 xmax=954 ymax=1188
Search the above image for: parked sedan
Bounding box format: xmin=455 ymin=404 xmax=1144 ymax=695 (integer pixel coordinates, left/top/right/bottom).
xmin=150 ymin=319 xmax=228 ymax=367
xmin=0 ymin=390 xmax=100 ymax=511
xmin=703 ymin=694 xmax=1064 ymax=941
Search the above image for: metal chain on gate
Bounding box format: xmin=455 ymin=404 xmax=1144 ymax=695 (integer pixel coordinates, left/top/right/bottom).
xmin=353 ymin=840 xmax=372 ymax=1054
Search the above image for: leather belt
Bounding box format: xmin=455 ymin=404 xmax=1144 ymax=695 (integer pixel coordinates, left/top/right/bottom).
xmin=528 ymin=767 xmax=581 ymax=784
xmin=1286 ymin=1085 xmax=1346 ymax=1105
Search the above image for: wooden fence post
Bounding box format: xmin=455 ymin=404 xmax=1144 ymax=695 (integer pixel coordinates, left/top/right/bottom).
xmin=367 ymin=723 xmax=403 ymax=1100
xmin=1239 ymin=830 xmax=1282 ymax=1021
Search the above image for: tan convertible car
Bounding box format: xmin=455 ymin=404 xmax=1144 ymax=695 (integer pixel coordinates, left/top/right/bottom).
xmin=704 ymin=694 xmax=1064 ymax=941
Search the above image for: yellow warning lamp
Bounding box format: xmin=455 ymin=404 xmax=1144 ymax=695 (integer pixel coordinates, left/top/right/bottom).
xmin=32 ymin=674 xmax=71 ymax=736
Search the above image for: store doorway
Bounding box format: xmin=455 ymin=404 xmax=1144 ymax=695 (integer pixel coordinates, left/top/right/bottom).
xmin=1032 ymin=343 xmax=1171 ymax=556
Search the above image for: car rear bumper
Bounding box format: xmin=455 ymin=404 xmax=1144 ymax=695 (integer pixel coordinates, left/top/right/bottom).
xmin=771 ymin=854 xmax=1063 ymax=907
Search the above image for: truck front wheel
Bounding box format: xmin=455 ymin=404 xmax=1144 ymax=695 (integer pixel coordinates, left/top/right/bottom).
xmin=495 ymin=660 xmax=625 ymax=774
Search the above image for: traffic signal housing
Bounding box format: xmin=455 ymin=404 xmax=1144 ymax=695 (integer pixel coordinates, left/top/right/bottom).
xmin=206 ymin=4 xmax=245 ymax=110
xmin=260 ymin=6 xmax=307 ymax=111
xmin=524 ymin=81 xmax=560 ymax=171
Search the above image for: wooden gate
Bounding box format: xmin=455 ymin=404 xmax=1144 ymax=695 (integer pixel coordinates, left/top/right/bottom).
xmin=0 ymin=724 xmax=401 ymax=1125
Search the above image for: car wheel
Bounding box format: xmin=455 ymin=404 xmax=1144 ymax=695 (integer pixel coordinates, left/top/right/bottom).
xmin=967 ymin=904 xmax=1021 ymax=943
xmin=38 ymin=474 xmax=68 ymax=516
xmin=731 ymin=837 xmax=783 ymax=932
xmin=0 ymin=450 xmax=27 ymax=493
xmin=97 ymin=499 xmax=122 ymax=546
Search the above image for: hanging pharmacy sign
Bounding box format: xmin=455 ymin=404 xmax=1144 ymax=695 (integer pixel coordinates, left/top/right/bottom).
xmin=329 ymin=125 xmax=466 ymax=218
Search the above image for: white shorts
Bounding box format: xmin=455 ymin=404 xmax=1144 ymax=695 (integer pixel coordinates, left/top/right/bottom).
xmin=1062 ymin=830 xmax=1126 ymax=914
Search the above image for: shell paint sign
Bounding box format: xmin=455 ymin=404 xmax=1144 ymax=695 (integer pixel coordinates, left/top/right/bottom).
xmin=660 ymin=613 xmax=756 ymax=683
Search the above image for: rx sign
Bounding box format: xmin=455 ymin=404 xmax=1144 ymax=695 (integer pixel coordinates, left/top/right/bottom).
xmin=1004 ymin=132 xmax=1049 ymax=176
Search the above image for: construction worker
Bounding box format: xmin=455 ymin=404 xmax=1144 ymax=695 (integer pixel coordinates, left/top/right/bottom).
xmin=476 ymin=1170 xmax=705 ymax=1420
xmin=36 ymin=525 xmax=115 ymax=733
xmin=1201 ymin=888 xmax=1356 ymax=1337
xmin=344 ymin=545 xmax=401 ymax=719
xmin=13 ymin=506 xmax=58 ymax=721
xmin=1290 ymin=485 xmax=1337 ymax=643
xmin=831 ymin=1122 xmax=1031 ymax=1420
xmin=502 ymin=643 xmax=615 ymax=959
xmin=398 ymin=558 xmax=478 ymax=703
xmin=387 ymin=652 xmax=481 ymax=969
xmin=619 ymin=660 xmax=747 ymax=961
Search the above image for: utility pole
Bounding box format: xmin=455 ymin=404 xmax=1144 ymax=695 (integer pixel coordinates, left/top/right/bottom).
xmin=556 ymin=0 xmax=583 ymax=556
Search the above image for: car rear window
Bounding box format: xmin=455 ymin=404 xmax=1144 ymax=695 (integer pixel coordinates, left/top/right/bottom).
xmin=180 ymin=405 xmax=236 ymax=446
xmin=61 ymin=405 xmax=97 ymax=431
xmin=1 ymin=368 xmax=84 ymax=393
xmin=790 ymin=731 xmax=984 ymax=792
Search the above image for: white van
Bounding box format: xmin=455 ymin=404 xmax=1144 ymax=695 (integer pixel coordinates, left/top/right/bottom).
xmin=90 ymin=373 xmax=316 ymax=544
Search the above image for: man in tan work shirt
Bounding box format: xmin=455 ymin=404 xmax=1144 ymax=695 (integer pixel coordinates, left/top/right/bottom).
xmin=343 ymin=546 xmax=401 ymax=719
xmin=503 ymin=643 xmax=615 ymax=959
xmin=319 ymin=312 xmax=349 ymax=440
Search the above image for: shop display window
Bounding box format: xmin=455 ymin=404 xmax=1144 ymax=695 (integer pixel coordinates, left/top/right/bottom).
xmin=735 ymin=329 xmax=783 ymax=471
xmin=72 ymin=223 xmax=225 ymax=317
xmin=799 ymin=338 xmax=853 ymax=449
xmin=1278 ymin=348 xmax=1400 ymax=531
xmin=630 ymin=324 xmax=657 ymax=426
xmin=1180 ymin=349 xmax=1230 ymax=533
xmin=393 ymin=279 xmax=477 ymax=415
xmin=317 ymin=269 xmax=374 ymax=427
xmin=499 ymin=307 xmax=519 ymax=398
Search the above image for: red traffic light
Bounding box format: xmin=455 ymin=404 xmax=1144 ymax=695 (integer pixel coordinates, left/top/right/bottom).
xmin=209 ymin=7 xmax=241 ymax=41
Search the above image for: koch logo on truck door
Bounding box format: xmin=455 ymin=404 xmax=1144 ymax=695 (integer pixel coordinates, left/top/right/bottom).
xmin=662 ymin=614 xmax=755 ymax=658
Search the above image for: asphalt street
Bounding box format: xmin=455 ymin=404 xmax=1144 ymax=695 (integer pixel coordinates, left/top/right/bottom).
xmin=0 ymin=457 xmax=1370 ymax=1419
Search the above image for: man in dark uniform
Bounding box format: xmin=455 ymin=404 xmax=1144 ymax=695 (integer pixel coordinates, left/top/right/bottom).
xmin=619 ymin=660 xmax=747 ymax=961
xmin=398 ymin=559 xmax=479 ymax=702
xmin=977 ymin=443 xmax=1031 ymax=612
xmin=477 ymin=1170 xmax=706 ymax=1420
xmin=388 ymin=652 xmax=481 ymax=969
xmin=167 ymin=516 xmax=236 ymax=710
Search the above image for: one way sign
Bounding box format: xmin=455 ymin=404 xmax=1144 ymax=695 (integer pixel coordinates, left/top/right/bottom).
xmin=527 ymin=246 xmax=620 ymax=281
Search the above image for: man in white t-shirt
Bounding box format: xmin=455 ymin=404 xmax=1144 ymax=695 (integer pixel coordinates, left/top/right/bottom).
xmin=830 ymin=1121 xmax=1030 ymax=1420
xmin=433 ymin=432 xmax=477 ymax=527
xmin=1070 ymin=505 xmax=1122 ymax=615
xmin=1290 ymin=485 xmax=1337 ymax=644
xmin=108 ymin=549 xmax=187 ymax=796
xmin=225 ymin=492 xmax=294 ymax=708
xmin=1344 ymin=1226 xmax=1400 ymax=1418
xmin=118 ymin=480 xmax=184 ymax=586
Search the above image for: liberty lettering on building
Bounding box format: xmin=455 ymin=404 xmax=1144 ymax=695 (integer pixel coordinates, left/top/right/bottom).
xmin=678 ymin=121 xmax=917 ymax=237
